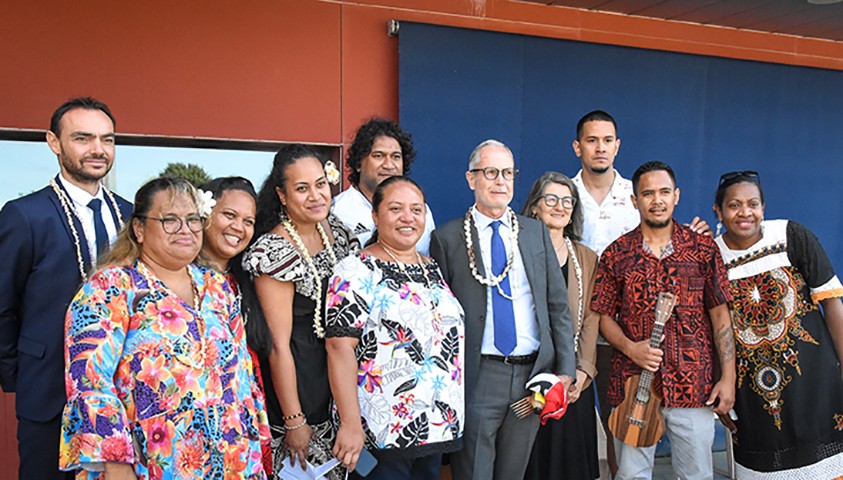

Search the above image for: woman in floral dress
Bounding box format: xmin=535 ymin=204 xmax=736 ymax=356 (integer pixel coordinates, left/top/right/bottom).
xmin=326 ymin=176 xmax=464 ymax=479
xmin=60 ymin=177 xmax=267 ymax=479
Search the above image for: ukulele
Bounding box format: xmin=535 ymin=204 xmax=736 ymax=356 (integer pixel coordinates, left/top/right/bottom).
xmin=608 ymin=291 xmax=677 ymax=447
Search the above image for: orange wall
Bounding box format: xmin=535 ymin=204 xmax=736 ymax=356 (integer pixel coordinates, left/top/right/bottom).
xmin=2 ymin=0 xmax=842 ymax=149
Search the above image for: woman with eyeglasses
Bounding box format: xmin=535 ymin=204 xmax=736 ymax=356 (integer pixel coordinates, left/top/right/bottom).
xmin=242 ymin=144 xmax=358 ymax=479
xmin=59 ymin=177 xmax=268 ymax=479
xmin=520 ymin=172 xmax=600 ymax=480
xmin=713 ymin=171 xmax=843 ymax=477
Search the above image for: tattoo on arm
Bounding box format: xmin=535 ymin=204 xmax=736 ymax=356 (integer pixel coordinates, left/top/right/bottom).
xmin=714 ymin=323 xmax=735 ymax=363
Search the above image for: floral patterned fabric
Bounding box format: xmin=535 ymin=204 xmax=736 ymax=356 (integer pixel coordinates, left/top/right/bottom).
xmin=325 ymin=253 xmax=465 ymax=459
xmin=716 ymin=220 xmax=843 ymax=477
xmin=59 ymin=262 xmax=268 ymax=479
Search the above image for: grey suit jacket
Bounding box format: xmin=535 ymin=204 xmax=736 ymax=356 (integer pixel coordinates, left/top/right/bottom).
xmin=430 ymin=212 xmax=576 ymax=400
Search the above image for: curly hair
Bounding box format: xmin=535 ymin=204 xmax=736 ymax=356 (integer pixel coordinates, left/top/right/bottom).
xmin=346 ymin=118 xmax=415 ymax=187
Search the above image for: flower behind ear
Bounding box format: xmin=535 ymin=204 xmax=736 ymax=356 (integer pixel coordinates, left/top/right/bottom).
xmin=197 ymin=189 xmax=217 ymax=217
xmin=324 ymin=161 xmax=341 ymax=185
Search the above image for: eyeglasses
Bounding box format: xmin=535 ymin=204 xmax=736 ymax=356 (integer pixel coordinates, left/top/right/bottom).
xmin=719 ymin=170 xmax=760 ymax=186
xmin=137 ymin=215 xmax=204 ymax=233
xmin=469 ymin=167 xmax=519 ymax=181
xmin=541 ymin=194 xmax=576 ymax=209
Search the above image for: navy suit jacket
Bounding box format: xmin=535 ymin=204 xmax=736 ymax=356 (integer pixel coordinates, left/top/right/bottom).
xmin=430 ymin=213 xmax=576 ymax=401
xmin=0 ymin=181 xmax=132 ymax=421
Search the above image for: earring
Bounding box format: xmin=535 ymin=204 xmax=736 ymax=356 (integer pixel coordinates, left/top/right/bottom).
xmin=715 ymin=222 xmax=722 ymax=237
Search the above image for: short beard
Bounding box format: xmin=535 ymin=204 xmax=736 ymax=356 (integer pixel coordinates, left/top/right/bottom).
xmin=61 ymin=155 xmax=110 ymax=183
xmin=589 ymin=166 xmax=610 ymax=174
xmin=644 ymin=218 xmax=671 ymax=229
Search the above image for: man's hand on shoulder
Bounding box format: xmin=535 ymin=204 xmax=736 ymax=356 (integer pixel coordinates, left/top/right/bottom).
xmin=687 ymin=216 xmax=712 ymax=237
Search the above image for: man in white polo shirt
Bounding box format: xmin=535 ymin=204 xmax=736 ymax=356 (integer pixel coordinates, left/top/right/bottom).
xmin=333 ymin=118 xmax=435 ymax=254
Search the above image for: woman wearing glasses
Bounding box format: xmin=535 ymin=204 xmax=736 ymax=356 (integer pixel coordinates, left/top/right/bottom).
xmin=521 ymin=172 xmax=600 ymax=480
xmin=713 ymin=171 xmax=843 ymax=478
xmin=59 ymin=177 xmax=268 ymax=479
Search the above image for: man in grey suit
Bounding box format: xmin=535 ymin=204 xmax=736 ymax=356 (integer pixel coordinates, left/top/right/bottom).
xmin=430 ymin=139 xmax=576 ymax=480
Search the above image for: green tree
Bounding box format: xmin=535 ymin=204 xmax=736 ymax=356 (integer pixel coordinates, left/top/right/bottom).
xmin=159 ymin=162 xmax=212 ymax=187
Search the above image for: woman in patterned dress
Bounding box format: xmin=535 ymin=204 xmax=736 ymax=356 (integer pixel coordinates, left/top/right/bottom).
xmin=60 ymin=177 xmax=268 ymax=479
xmin=325 ymin=176 xmax=465 ymax=479
xmin=713 ymin=171 xmax=843 ymax=478
xmin=199 ymin=176 xmax=273 ymax=476
xmin=242 ymin=144 xmax=358 ymax=479
xmin=521 ymin=172 xmax=601 ymax=480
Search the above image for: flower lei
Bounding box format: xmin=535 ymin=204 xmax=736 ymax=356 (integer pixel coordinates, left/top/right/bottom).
xmin=281 ymin=219 xmax=337 ymax=338
xmin=464 ymin=205 xmax=518 ymax=299
xmin=564 ymin=237 xmax=585 ymax=354
xmin=49 ymin=178 xmax=125 ymax=280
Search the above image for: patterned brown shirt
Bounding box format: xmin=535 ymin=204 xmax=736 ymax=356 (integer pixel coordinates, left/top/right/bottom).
xmin=592 ymin=221 xmax=732 ymax=408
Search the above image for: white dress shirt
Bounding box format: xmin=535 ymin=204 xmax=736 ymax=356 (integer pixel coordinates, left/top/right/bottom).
xmin=472 ymin=208 xmax=540 ymax=356
xmin=572 ymin=169 xmax=639 ymax=256
xmin=332 ymin=185 xmax=436 ymax=255
xmin=58 ymin=174 xmax=119 ymax=260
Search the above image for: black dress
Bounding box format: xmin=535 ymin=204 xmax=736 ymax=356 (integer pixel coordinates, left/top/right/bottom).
xmin=243 ymin=214 xmax=359 ymax=479
xmin=715 ymin=220 xmax=843 ymax=478
xmin=524 ymin=261 xmax=600 ymax=480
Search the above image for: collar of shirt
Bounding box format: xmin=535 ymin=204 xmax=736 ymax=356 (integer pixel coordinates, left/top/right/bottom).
xmin=573 ymin=168 xmax=631 ymax=207
xmin=58 ymin=173 xmax=103 ymax=207
xmin=472 ymin=205 xmax=512 ymax=233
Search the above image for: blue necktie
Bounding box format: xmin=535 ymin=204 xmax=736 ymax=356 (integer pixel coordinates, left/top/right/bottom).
xmin=490 ymin=220 xmax=517 ymax=355
xmin=87 ymin=198 xmax=108 ymax=255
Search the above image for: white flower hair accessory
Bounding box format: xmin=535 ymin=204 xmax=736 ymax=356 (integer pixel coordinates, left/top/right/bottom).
xmin=324 ymin=160 xmax=341 ymax=185
xmin=197 ymin=189 xmax=217 ymax=217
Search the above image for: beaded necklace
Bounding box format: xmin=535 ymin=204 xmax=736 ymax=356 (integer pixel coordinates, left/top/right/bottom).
xmin=463 ymin=206 xmax=519 ymax=300
xmin=49 ymin=178 xmax=125 ymax=279
xmin=378 ymin=241 xmax=441 ymax=321
xmin=281 ymin=219 xmax=336 ymax=338
xmin=564 ymin=237 xmax=585 ymax=354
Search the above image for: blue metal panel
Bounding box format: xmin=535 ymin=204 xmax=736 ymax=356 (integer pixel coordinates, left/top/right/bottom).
xmin=399 ymin=22 xmax=843 ymax=273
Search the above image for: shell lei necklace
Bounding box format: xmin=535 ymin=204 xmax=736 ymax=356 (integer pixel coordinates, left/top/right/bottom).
xmin=49 ymin=178 xmax=125 ymax=279
xmin=378 ymin=241 xmax=442 ymax=321
xmin=564 ymin=237 xmax=585 ymax=354
xmin=136 ymin=260 xmax=207 ymax=366
xmin=464 ymin=205 xmax=518 ymax=300
xmin=282 ymin=219 xmax=337 ymax=338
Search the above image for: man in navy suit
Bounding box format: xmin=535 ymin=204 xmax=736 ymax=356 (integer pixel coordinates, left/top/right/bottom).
xmin=430 ymin=140 xmax=575 ymax=480
xmin=0 ymin=97 xmax=133 ymax=479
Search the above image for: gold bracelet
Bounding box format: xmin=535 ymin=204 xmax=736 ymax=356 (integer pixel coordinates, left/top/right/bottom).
xmin=285 ymin=418 xmax=308 ymax=430
xmin=282 ymin=411 xmax=304 ymax=421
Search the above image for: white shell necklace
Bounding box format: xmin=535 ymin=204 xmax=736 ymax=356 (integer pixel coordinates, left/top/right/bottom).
xmin=463 ymin=205 xmax=519 ymax=300
xmin=48 ymin=178 xmax=124 ymax=279
xmin=281 ymin=219 xmax=336 ymax=338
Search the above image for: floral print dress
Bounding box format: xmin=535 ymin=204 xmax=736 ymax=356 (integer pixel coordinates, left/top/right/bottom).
xmin=59 ymin=262 xmax=269 ymax=479
xmin=325 ymin=253 xmax=465 ymax=460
